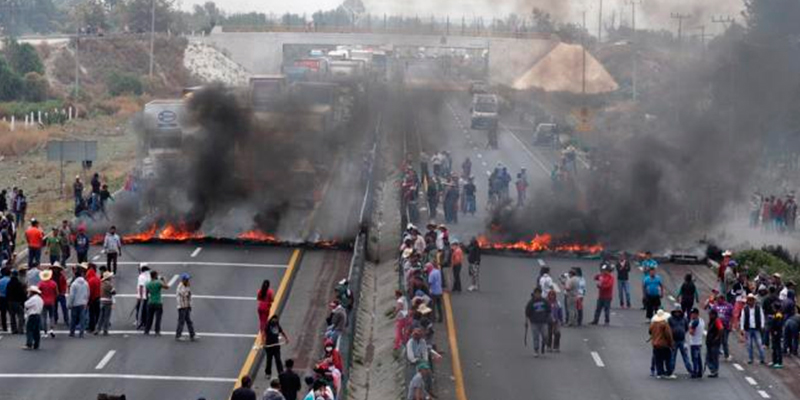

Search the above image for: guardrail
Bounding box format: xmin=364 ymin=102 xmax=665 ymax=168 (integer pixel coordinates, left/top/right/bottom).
xmin=339 ymin=114 xmax=382 ymax=398
xmin=221 ymin=24 xmax=554 ymax=40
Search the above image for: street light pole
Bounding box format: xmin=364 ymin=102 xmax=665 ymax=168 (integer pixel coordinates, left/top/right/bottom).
xmin=149 ymin=0 xmax=156 ymax=78
xmin=626 ymin=0 xmax=641 ymax=101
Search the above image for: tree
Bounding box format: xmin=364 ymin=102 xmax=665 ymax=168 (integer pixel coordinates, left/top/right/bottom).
xmin=107 ymin=71 xmax=143 ymax=96
xmin=531 ymin=8 xmax=555 ymax=33
xmin=0 ymin=57 xmax=23 ymax=101
xmin=3 ymin=39 xmax=44 ymax=76
xmin=72 ymin=0 xmax=109 ymax=31
xmin=121 ymin=0 xmax=175 ymax=33
xmin=22 ymin=72 xmax=49 ymax=101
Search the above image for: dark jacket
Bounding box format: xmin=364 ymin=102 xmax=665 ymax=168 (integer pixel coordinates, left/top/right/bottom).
xmin=525 ymin=296 xmax=551 ymax=324
xmin=278 ymin=369 xmax=302 ymax=400
xmin=668 ymin=314 xmax=689 ymax=342
xmin=467 ymin=243 xmax=481 ymax=264
xmin=6 ymin=276 xmax=25 ymax=303
xmin=706 ymin=317 xmax=724 ymax=346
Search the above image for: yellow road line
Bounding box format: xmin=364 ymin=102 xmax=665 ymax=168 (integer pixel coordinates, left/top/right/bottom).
xmin=443 ymin=293 xmax=468 ymax=400
xmin=232 ymin=248 xmax=302 ymax=392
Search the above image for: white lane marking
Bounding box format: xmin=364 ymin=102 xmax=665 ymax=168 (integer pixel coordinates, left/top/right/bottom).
xmin=501 ymin=123 xmax=550 ymax=175
xmin=485 ymin=170 xmax=491 ymax=176
xmin=0 ymin=330 xmax=256 ymax=338
xmin=94 ymin=350 xmax=116 ymax=370
xmin=733 ymin=363 xmax=744 ymax=371
xmin=537 ymin=259 xmax=546 ymax=266
xmin=115 ymin=294 xmax=253 ymax=301
xmin=590 ymin=351 xmax=605 ymax=367
xmin=92 ymin=254 xmax=101 ymax=261
xmin=190 ymin=247 xmax=202 ymax=258
xmin=759 ymin=390 xmax=771 ymax=399
xmin=115 ymin=261 xmax=286 ymax=269
xmin=481 ymin=161 xmax=487 ymax=167
xmin=167 ymin=274 xmax=179 ymax=287
xmin=0 ymin=373 xmax=236 ymax=383
xmin=745 ymin=376 xmax=757 ymax=386
xmin=476 ymin=153 xmax=482 ymax=159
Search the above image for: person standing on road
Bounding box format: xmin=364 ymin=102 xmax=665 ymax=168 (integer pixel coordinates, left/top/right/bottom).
xmin=232 ymin=376 xmax=257 ymax=400
xmin=38 ymin=269 xmax=57 ymax=338
xmin=0 ymin=268 xmax=9 ymax=332
xmin=463 ymin=177 xmax=476 ymax=215
xmin=264 ymin=314 xmax=289 ymax=379
xmin=279 ymin=359 xmax=302 ymax=400
xmin=428 ymin=263 xmax=443 ymax=323
xmin=103 ymin=226 xmax=122 ymax=275
xmin=515 ymin=168 xmax=528 ymax=207
xmin=677 ymin=273 xmax=700 ymax=316
xmin=136 ymin=263 xmax=151 ymax=329
xmin=176 ymin=273 xmax=196 ymax=341
xmin=740 ymin=293 xmax=766 ymax=364
xmin=525 ymin=287 xmax=551 ymax=357
xmin=667 ymin=307 xmax=692 ymax=376
xmin=257 ymin=279 xmax=275 ymax=333
xmin=591 ymin=266 xmax=614 ymax=326
xmin=58 ymin=220 xmax=72 ymax=265
xmin=688 ymin=308 xmax=705 ymax=378
xmin=467 ymin=237 xmax=481 ymax=291
xmin=564 ymin=269 xmax=579 ymax=327
xmin=45 ymin=227 xmax=61 ymax=266
xmin=394 ymin=290 xmax=409 ymax=350
xmin=706 ymin=309 xmax=724 ymax=377
xmin=450 ymin=241 xmax=463 ymax=293
xmin=74 ymin=226 xmax=90 ymax=264
xmin=73 ymin=176 xmax=83 ymax=209
xmin=67 ymin=267 xmax=88 ymax=338
xmin=25 ymin=219 xmax=44 ymax=269
xmin=547 ymin=289 xmax=563 ymax=352
xmin=649 ymin=309 xmax=675 ymax=379
xmin=96 ymin=271 xmax=115 ymax=336
xmin=52 ymin=265 xmax=68 ymax=326
xmin=769 ymin=304 xmax=785 ymax=369
xmin=709 ymin=293 xmax=734 ymax=361
xmin=7 ymin=269 xmax=26 ymax=334
xmin=23 ymin=286 xmax=43 ymax=350
xmin=144 ymin=270 xmax=168 ymax=336
xmin=326 ymin=299 xmax=348 ymax=343
xmin=616 ymin=253 xmax=632 ymax=308
xmin=407 ymin=363 xmax=431 ymax=400
xmin=14 ymin=190 xmax=27 ymax=230
xmin=538 ymin=266 xmax=554 ymax=294
xmin=86 ymin=264 xmax=101 ymax=332
xmin=262 ymin=378 xmax=286 ymax=400
xmin=642 ymin=267 xmax=664 ymax=321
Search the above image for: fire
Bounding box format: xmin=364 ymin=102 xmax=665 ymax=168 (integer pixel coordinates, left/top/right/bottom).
xmin=122 ymin=224 xmax=158 ymax=244
xmin=158 ymin=223 xmax=205 ymax=242
xmin=237 ymin=230 xmax=280 ymax=243
xmin=477 ymin=234 xmax=603 ymax=255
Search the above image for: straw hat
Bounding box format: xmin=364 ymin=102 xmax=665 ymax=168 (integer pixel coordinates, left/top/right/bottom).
xmin=27 ymin=285 xmax=41 ymax=294
xmin=78 ymin=262 xmax=89 ymax=270
xmin=418 ymin=304 xmax=433 ymax=314
xmin=102 ymin=271 xmax=114 ymax=281
xmin=402 ymin=248 xmax=413 ymax=259
xmin=39 ymin=269 xmax=52 ymax=281
xmin=651 ymin=309 xmax=670 ymax=323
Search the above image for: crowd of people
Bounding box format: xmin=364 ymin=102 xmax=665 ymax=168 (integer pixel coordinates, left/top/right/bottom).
xmin=396 ymin=223 xmax=481 ymax=400
xmin=750 ymin=192 xmax=798 ymax=233
xmin=73 ymin=173 xmax=115 ymax=220
xmin=234 ymin=276 xmax=353 ymax=400
xmin=400 ymin=151 xmax=530 ymax=225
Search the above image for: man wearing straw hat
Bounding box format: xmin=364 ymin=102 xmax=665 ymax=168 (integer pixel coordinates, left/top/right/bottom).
xmin=38 ymin=267 xmax=58 ymax=338
xmin=96 ymin=271 xmax=115 ymax=336
xmin=23 ymin=285 xmax=43 ymax=350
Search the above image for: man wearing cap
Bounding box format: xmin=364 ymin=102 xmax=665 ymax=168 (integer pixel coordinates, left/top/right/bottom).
xmin=38 ymin=269 xmax=57 ymax=338
xmin=24 ymin=219 xmax=44 ymax=269
xmin=67 ymin=266 xmax=89 ymax=338
xmin=103 ymin=226 xmax=122 ymax=275
xmin=74 ymin=226 xmax=90 ymax=264
xmin=176 ymin=273 xmax=196 ymax=341
xmin=525 ymin=287 xmax=551 ymax=357
xmin=407 ymin=362 xmax=431 ymax=400
xmin=23 ymin=285 xmax=43 ymax=350
xmin=740 ymin=293 xmax=766 ymax=364
xmin=136 ymin=263 xmax=151 ymax=329
xmin=96 ymin=271 xmax=115 ymax=336
xmin=687 ymin=308 xmax=705 ymax=378
xmin=590 ymin=266 xmax=615 ymax=326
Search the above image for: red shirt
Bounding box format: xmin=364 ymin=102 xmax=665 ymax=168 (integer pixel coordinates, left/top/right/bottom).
xmin=87 ymin=270 xmax=101 ymax=301
xmin=25 ymin=227 xmax=44 ymax=249
xmin=596 ymin=273 xmax=615 ymax=300
xmin=39 ymin=280 xmax=58 ymax=306
xmin=56 ymin=274 xmax=68 ymax=295
xmin=257 ymin=288 xmax=274 ymax=313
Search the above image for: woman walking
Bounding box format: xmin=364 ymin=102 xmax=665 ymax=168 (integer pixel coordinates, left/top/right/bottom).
xmin=264 ymin=315 xmax=289 ymax=379
xmin=257 ymin=280 xmax=274 ymax=333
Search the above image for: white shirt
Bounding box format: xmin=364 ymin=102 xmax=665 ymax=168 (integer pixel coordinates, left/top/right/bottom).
xmin=396 ymin=296 xmax=409 ymax=319
xmin=740 ymin=304 xmax=765 ymax=331
xmin=24 ymin=295 xmax=44 ymax=318
xmin=137 ymin=272 xmax=151 ymax=300
xmin=780 ymin=287 xmax=789 ymax=302
xmin=414 ymin=235 xmax=426 ymax=255
xmin=688 ymin=317 xmax=705 ymax=346
xmin=539 ymin=274 xmax=553 ymax=294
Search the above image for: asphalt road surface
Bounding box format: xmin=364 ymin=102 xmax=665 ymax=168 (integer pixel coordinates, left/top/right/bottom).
xmin=0 ymin=243 xmax=293 ymax=400
xmin=450 ymin=256 xmax=798 ymax=400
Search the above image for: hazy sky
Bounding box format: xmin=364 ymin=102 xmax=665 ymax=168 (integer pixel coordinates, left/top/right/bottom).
xmin=176 ymin=0 xmax=744 ymax=34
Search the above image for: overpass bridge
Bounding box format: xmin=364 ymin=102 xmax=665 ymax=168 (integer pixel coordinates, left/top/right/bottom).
xmin=194 ymin=28 xmax=561 ymax=87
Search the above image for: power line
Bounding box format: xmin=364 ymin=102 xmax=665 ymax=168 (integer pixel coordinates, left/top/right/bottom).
xmin=670 ymin=12 xmax=691 ymax=46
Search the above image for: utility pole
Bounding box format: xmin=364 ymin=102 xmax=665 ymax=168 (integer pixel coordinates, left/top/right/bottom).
xmin=625 ymin=0 xmax=641 ymax=101
xmin=149 ymin=0 xmax=156 ymax=78
xmin=582 ymin=10 xmax=587 ymax=96
xmin=670 ymin=13 xmax=691 ymax=47
xmin=712 ymin=15 xmax=736 ymax=136
xmin=74 ymin=27 xmax=80 ymax=97
xmin=598 ymin=0 xmax=603 ymax=43
xmin=694 ymin=25 xmax=713 ymax=60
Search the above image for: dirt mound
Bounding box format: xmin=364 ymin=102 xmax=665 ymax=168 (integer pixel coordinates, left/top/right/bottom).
xmin=512 ymin=43 xmax=619 ymax=94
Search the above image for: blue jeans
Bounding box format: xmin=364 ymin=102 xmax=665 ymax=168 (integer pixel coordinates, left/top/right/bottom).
xmin=690 ymin=345 xmax=703 ymax=377
xmin=617 ymin=280 xmax=631 ymax=307
xmin=28 ymin=247 xmax=41 ymax=268
xmin=69 ymin=305 xmax=86 ymax=337
xmin=55 ymin=295 xmax=68 ymax=325
xmin=706 ymin=343 xmax=720 ymax=374
xmin=25 ymin=314 xmax=41 ymax=349
xmin=746 ymin=329 xmax=765 ymax=362
xmin=592 ymin=299 xmax=610 ymax=324
xmin=670 ymin=341 xmax=692 ymax=374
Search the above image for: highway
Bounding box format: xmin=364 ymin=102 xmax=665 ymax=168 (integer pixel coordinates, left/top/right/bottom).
xmin=405 ymin=63 xmax=800 ymax=400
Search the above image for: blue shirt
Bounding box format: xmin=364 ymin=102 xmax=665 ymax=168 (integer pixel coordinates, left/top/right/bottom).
xmin=0 ymin=276 xmax=8 ymax=297
xmin=643 ymin=275 xmax=662 ymax=297
xmin=428 ymin=268 xmax=443 ymax=295
xmin=641 ymin=258 xmax=659 ymax=270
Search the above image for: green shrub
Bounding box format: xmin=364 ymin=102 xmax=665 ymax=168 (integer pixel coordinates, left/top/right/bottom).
xmin=107 ymin=72 xmax=143 ymax=96
xmin=22 ymin=72 xmax=49 ymax=102
xmin=3 ymin=39 xmax=44 ymax=76
xmin=735 ymin=249 xmax=800 ymax=283
xmin=0 ymin=57 xmax=23 ymax=101
xmin=0 ymin=99 xmax=66 ymax=118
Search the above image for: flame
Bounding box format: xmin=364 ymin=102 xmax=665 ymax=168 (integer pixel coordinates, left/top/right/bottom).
xmin=238 ymin=230 xmax=280 ymax=243
xmin=158 ymin=223 xmax=205 ymax=241
xmin=477 ymin=234 xmax=603 ymax=254
xmin=122 ymin=224 xmax=158 ymax=244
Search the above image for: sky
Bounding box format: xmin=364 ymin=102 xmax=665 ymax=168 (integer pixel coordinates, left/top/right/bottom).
xmin=175 ymin=0 xmax=744 ymax=35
